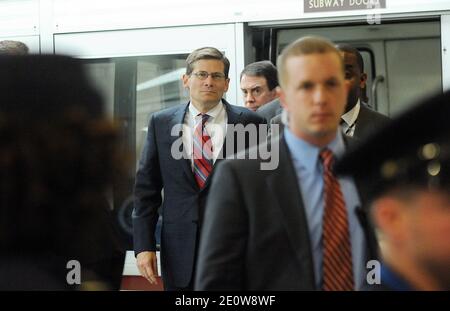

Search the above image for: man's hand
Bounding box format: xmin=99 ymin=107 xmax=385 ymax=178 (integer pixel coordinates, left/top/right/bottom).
xmin=136 ymin=251 xmax=158 ymax=284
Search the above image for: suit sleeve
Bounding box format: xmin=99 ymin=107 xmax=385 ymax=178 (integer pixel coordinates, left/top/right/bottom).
xmin=132 ymin=114 xmax=163 ymax=255
xmin=254 ymin=114 xmax=267 ymax=126
xmin=246 ymin=112 xmax=268 ymax=149
xmin=195 ymin=161 xmax=248 ymax=290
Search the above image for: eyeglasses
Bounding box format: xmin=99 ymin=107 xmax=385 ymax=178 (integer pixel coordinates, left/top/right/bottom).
xmin=191 ymin=71 xmax=227 ymax=81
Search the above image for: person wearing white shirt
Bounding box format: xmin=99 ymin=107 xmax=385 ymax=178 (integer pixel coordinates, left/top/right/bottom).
xmin=133 ymin=47 xmax=265 ymax=291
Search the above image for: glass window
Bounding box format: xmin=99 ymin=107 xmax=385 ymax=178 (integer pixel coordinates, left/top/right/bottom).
xmin=359 ymin=49 xmax=375 ymax=108
xmin=136 ymin=55 xmax=189 ymax=164
xmin=385 ymin=38 xmax=442 ymax=115
xmin=83 ymin=61 xmax=115 ymax=118
xmin=81 ymin=53 xmax=189 ymax=247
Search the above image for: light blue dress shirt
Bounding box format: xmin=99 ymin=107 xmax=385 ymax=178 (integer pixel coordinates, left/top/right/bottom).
xmin=284 ymin=127 xmax=367 ymax=290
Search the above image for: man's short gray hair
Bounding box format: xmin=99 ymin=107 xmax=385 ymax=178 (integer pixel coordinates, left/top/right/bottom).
xmin=0 ymin=40 xmax=29 ymax=55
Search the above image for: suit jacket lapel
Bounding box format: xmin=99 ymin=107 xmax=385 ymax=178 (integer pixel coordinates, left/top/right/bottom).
xmin=354 ymin=105 xmax=373 ymax=138
xmin=167 ymin=103 xmax=198 ymax=189
xmin=266 ymin=138 xmax=316 ymax=286
xmin=217 ymin=99 xmax=242 ymax=163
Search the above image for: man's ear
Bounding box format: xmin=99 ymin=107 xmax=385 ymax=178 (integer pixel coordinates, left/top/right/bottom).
xmin=182 ymin=74 xmax=190 ymax=89
xmin=360 ymin=73 xmax=368 ymax=89
xmin=268 ymin=86 xmax=280 ymax=101
xmin=223 ymin=78 xmax=230 ymax=93
xmin=274 ymin=86 xmax=281 ymax=97
xmin=372 ymin=197 xmax=409 ymax=245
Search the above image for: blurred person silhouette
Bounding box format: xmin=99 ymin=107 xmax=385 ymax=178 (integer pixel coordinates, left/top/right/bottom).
xmin=336 ymin=90 xmax=450 ymax=290
xmin=0 ymin=55 xmax=126 ymax=290
xmin=0 ymin=40 xmax=29 ymax=55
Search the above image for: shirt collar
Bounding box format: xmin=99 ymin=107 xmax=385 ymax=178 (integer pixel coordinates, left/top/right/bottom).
xmin=284 ymin=127 xmax=346 ymax=174
xmin=188 ymin=100 xmax=224 ymax=121
xmin=341 ymin=99 xmax=360 ymax=127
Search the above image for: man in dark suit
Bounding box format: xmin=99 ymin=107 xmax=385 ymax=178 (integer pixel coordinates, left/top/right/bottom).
xmin=240 ymin=61 xmax=279 ymax=113
xmin=133 ymin=47 xmax=265 ymax=290
xmin=269 ymin=45 xmax=391 ymax=139
xmin=336 ymin=90 xmax=450 ymax=291
xmin=195 ymin=37 xmax=378 ymax=290
xmin=337 ymin=44 xmax=390 ymax=139
xmin=240 ymin=61 xmax=281 ymax=124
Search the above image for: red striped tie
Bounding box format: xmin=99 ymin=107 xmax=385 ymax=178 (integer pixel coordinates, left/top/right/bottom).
xmin=320 ymin=148 xmax=354 ymax=291
xmin=193 ymin=113 xmax=213 ymax=189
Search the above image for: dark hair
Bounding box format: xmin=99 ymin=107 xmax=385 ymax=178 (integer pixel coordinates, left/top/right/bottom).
xmin=240 ymin=61 xmax=279 ymax=91
xmin=336 ymin=44 xmax=364 ymax=72
xmin=185 ymin=47 xmax=230 ymax=78
xmin=0 ymin=40 xmax=29 ymax=55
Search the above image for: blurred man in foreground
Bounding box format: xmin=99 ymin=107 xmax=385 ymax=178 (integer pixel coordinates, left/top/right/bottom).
xmin=336 ymin=90 xmax=450 ymax=290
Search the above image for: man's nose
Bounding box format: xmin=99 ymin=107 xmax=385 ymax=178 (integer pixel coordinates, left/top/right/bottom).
xmin=313 ymin=86 xmax=327 ymax=105
xmin=245 ymin=92 xmax=255 ymax=102
xmin=203 ymin=75 xmax=214 ymax=86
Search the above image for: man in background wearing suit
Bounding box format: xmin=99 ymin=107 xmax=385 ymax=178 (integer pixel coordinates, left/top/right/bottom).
xmin=195 ymin=37 xmax=378 ymax=290
xmin=240 ymin=61 xmax=282 ymax=123
xmin=240 ymin=60 xmax=279 ymax=113
xmin=336 ymin=90 xmax=450 ymax=290
xmin=133 ymin=47 xmax=265 ymax=290
xmin=337 ymin=44 xmax=390 ymax=139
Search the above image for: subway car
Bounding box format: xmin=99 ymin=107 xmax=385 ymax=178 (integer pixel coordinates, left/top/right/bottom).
xmin=1 ymin=0 xmax=449 ymax=290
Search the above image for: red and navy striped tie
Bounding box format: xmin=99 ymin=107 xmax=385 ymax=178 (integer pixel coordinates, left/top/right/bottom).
xmin=320 ymin=148 xmax=354 ymax=291
xmin=193 ymin=113 xmax=213 ymax=189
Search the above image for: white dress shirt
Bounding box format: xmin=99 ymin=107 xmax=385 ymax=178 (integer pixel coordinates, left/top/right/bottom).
xmin=341 ymin=100 xmax=361 ymax=137
xmin=182 ymin=101 xmax=228 ymax=168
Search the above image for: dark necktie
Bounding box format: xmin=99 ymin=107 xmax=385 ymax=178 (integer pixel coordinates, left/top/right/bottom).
xmin=320 ymin=148 xmax=354 ymax=291
xmin=341 ymin=119 xmax=355 ymax=137
xmin=193 ymin=113 xmax=213 ymax=188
